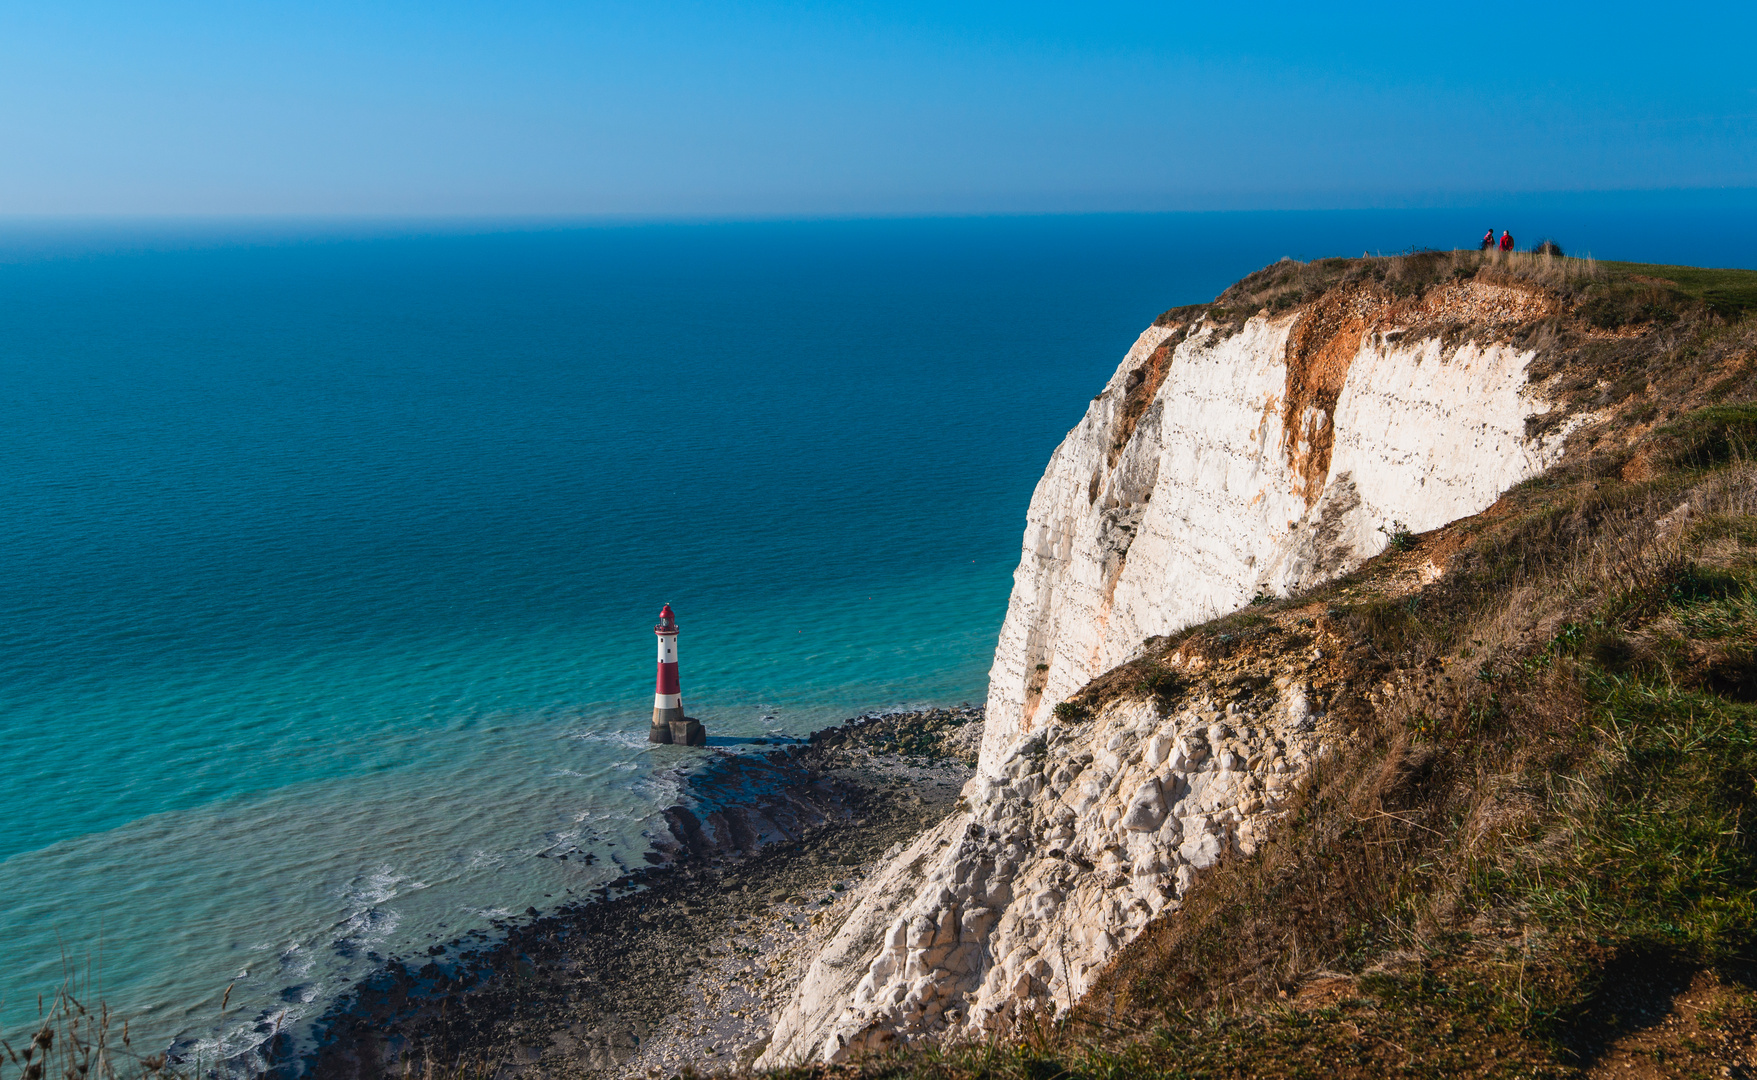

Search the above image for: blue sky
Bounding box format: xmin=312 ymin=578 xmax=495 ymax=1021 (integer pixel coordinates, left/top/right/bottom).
xmin=1 ymin=1 xmax=1753 ymax=217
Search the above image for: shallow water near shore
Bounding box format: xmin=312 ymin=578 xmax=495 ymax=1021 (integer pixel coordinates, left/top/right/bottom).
xmin=2 ymin=204 xmax=1753 ymax=1064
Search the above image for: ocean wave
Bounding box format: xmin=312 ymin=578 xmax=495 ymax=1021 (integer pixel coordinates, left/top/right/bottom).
xmin=563 ymin=728 xmax=649 ymax=749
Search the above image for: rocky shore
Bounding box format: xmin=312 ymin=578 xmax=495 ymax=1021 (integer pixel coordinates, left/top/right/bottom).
xmin=292 ymin=706 xmax=982 ymax=1080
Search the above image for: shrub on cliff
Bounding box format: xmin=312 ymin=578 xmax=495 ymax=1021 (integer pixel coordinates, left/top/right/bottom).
xmin=1050 ymin=700 xmax=1090 ymax=723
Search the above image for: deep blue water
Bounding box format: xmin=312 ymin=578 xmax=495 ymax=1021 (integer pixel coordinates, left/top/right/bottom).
xmin=2 ymin=205 xmax=1752 ymax=1061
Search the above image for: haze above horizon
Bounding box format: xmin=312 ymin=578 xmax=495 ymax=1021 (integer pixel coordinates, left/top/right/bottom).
xmin=2 ymin=1 xmax=1754 ymax=218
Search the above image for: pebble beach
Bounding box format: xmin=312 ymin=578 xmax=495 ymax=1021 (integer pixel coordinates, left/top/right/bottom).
xmin=293 ymin=707 xmax=984 ymax=1079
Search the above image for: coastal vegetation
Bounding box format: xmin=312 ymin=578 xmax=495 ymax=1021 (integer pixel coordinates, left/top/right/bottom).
xmin=2 ymin=985 xmax=184 ymax=1080
xmin=1171 ymin=248 xmax=1757 ymax=338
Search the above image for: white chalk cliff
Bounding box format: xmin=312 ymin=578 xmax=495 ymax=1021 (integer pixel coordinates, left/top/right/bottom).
xmin=757 ymin=278 xmax=1579 ymax=1066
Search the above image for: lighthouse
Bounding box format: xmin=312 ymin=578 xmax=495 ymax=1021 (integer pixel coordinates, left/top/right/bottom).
xmin=649 ymin=604 xmax=705 ymax=745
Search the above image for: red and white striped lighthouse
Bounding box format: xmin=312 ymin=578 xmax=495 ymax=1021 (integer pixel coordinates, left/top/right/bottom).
xmin=649 ymin=604 xmax=705 ymax=745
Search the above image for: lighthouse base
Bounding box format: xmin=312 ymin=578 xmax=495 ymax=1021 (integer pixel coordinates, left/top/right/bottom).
xmin=648 ymin=718 xmax=707 ymax=746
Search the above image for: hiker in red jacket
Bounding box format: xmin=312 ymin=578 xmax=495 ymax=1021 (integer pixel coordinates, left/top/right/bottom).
xmin=1499 ymin=230 xmax=1515 ymax=252
xmin=1481 ymin=229 xmax=1495 ymax=251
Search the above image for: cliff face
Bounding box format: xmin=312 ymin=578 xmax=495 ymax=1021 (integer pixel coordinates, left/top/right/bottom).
xmin=981 ymin=279 xmax=1571 ymax=765
xmin=758 ymin=273 xmax=1583 ymax=1067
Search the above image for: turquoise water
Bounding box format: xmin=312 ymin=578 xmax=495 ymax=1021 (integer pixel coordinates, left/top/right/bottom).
xmin=2 ymin=207 xmax=1752 ymax=1063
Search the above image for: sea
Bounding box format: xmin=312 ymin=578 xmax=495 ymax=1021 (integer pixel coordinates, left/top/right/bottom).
xmin=3 ymin=201 xmax=1753 ymax=1066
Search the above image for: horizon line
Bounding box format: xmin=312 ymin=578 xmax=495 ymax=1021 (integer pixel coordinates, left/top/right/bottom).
xmin=2 ymin=185 xmax=1755 ymax=229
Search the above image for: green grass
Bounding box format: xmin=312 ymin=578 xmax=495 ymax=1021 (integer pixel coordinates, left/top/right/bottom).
xmin=1651 ymin=403 xmax=1757 ymax=470
xmin=1534 ymin=674 xmax=1757 ymax=961
xmin=1598 ymin=262 xmax=1757 ymax=319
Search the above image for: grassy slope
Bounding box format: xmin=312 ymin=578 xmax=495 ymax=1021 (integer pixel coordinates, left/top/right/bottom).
xmin=1597 ymin=263 xmax=1757 ymax=321
xmin=771 ymin=256 xmax=1757 ymax=1079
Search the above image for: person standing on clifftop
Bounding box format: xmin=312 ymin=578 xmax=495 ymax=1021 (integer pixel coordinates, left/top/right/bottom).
xmin=1481 ymin=229 xmax=1495 ymax=251
xmin=1499 ymin=230 xmax=1515 ymax=252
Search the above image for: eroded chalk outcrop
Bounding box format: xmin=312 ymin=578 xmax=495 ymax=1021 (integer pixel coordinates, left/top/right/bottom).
xmin=760 ymin=665 xmax=1328 ymax=1063
xmin=757 ymin=277 xmax=1581 ymax=1067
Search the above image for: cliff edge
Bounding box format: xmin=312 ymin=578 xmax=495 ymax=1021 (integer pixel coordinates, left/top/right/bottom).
xmin=758 ymin=251 xmax=1757 ymax=1069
